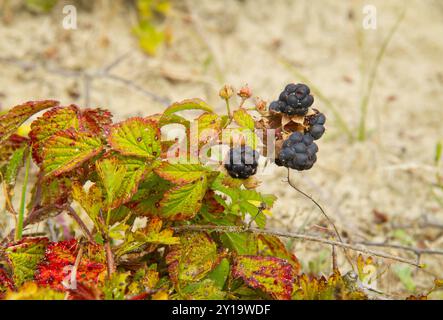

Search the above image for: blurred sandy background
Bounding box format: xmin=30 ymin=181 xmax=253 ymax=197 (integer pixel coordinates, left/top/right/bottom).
xmin=1 ymin=0 xmax=443 ymax=297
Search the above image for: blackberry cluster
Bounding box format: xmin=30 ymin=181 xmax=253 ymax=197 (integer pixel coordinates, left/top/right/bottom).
xmin=308 ymin=112 xmax=326 ymax=140
xmin=224 ymin=146 xmax=260 ymax=179
xmin=269 ymin=83 xmax=314 ymax=116
xmin=275 ymin=132 xmax=319 ymax=171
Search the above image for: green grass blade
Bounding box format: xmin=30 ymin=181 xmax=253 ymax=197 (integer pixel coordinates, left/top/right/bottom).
xmin=357 ymin=8 xmax=406 ymax=141
xmin=15 ymin=148 xmax=31 ymax=241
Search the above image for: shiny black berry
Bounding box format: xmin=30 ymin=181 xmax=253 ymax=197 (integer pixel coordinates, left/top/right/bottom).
xmin=307 ymin=112 xmax=326 ymax=140
xmin=276 ymin=132 xmax=319 ymax=171
xmin=225 ymin=146 xmax=260 ymax=179
xmin=276 ymin=83 xmax=314 ymax=116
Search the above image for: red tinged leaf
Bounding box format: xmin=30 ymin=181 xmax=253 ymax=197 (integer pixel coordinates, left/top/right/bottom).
xmin=0 ymin=134 xmax=29 ymax=163
xmin=0 ymin=100 xmax=59 ymax=144
xmin=29 ymin=106 xmax=112 ymax=163
xmin=258 ymin=235 xmax=301 ymax=274
xmin=29 ymin=105 xmax=80 ymax=163
xmin=0 ymin=268 xmax=14 ymax=292
xmin=79 ymin=108 xmax=113 ymax=136
xmin=232 ymin=255 xmax=295 ymax=300
xmin=35 ymin=240 xmax=106 ymax=291
xmin=203 ymin=190 xmax=225 ymax=214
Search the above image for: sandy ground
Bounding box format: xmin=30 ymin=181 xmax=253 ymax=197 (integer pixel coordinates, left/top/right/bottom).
xmin=1 ymin=0 xmax=443 ymax=297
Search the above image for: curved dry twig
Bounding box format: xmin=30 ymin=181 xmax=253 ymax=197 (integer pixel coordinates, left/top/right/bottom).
xmin=286 ymin=169 xmax=355 ymax=270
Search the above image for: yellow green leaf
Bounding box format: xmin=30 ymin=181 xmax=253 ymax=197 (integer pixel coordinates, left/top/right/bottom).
xmin=155 ymin=162 xmax=211 ymax=184
xmin=233 ymin=108 xmax=255 ymax=130
xmin=166 ymin=232 xmax=218 ymax=286
xmin=162 ymin=98 xmax=213 ymax=117
xmin=42 ymin=130 xmax=103 ymax=176
xmin=108 ymin=117 xmax=161 ymax=158
xmin=5 ymin=237 xmax=49 ymax=287
xmin=160 ymin=176 xmax=208 ymax=220
xmin=5 ymin=282 xmax=64 ymax=300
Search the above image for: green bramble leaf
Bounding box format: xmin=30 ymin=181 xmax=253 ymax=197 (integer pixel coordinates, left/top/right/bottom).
xmin=72 ymin=182 xmax=103 ymax=225
xmin=293 ymin=271 xmax=367 ymax=300
xmin=166 ymin=232 xmax=218 ymax=287
xmin=160 ymin=176 xmax=208 ymax=220
xmin=108 ymin=118 xmax=161 ymax=158
xmin=233 ymin=108 xmax=255 ymax=130
xmin=97 ymin=156 xmax=154 ymax=209
xmin=222 ymin=128 xmax=260 ymax=150
xmin=158 ymin=113 xmax=190 ymax=129
xmin=220 ymin=232 xmax=258 ymax=255
xmin=179 ymin=279 xmax=226 ymax=300
xmin=162 ymin=98 xmax=213 ymax=117
xmin=96 ymin=158 xmax=127 ymax=208
xmin=116 ymin=217 xmax=179 ymax=257
xmin=127 ymin=172 xmax=172 ymax=216
xmin=42 ymin=129 xmax=103 ymax=176
xmin=155 ymin=162 xmax=211 ymax=184
xmin=232 ymin=255 xmax=295 ymax=300
xmin=29 ymin=106 xmax=80 ymax=163
xmin=205 ymin=258 xmax=230 ymax=289
xmin=197 ymin=112 xmax=223 ymax=145
xmin=103 ymin=272 xmax=130 ymax=300
xmin=5 ymin=237 xmax=49 ymax=287
xmin=0 ymin=100 xmax=59 ymax=145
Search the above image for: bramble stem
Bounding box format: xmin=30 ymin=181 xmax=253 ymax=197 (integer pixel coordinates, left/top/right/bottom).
xmin=105 ymin=241 xmax=115 ymax=278
xmin=225 ymin=98 xmax=231 ymax=118
xmin=15 ymin=148 xmax=31 ymax=241
xmin=172 ymin=224 xmax=421 ymax=268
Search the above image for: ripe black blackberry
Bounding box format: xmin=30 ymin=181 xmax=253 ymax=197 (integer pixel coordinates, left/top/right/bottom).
xmin=269 ymin=83 xmax=314 ymax=116
xmin=307 ymin=112 xmax=326 ymax=140
xmin=225 ymin=146 xmax=260 ymax=179
xmin=276 ymin=132 xmax=318 ymax=171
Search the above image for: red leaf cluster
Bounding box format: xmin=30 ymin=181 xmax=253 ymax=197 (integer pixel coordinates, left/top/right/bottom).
xmin=35 ymin=240 xmax=106 ymax=291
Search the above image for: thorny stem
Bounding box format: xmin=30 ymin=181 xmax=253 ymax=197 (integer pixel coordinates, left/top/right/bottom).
xmin=224 ymin=98 xmax=232 ymax=119
xmin=286 ymin=169 xmax=355 ymax=271
xmin=15 ymin=149 xmax=31 ymax=241
xmin=66 ymin=206 xmax=94 ymax=243
xmin=172 ymin=224 xmax=421 ymax=268
xmin=105 ymin=240 xmax=115 ymax=278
